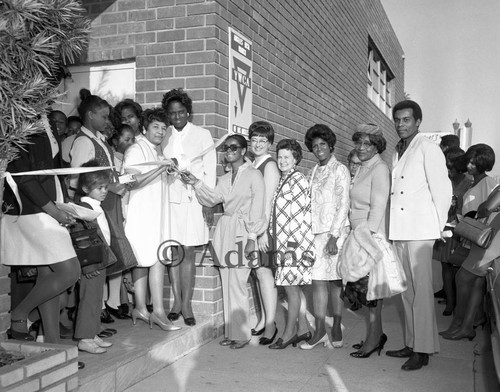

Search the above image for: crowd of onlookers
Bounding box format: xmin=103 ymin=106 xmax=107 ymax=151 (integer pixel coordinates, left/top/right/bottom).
xmin=2 ymin=93 xmax=499 ymax=372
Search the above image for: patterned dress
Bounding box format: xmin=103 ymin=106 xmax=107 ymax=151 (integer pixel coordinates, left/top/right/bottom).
xmin=309 ymin=156 xmax=350 ymax=281
xmin=271 ymin=170 xmax=315 ymax=286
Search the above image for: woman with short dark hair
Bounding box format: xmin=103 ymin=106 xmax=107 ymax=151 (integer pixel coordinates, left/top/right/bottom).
xmin=300 ymin=124 xmax=350 ymax=350
xmin=123 ymin=108 xmax=180 ymax=332
xmin=441 ymin=143 xmax=498 ymax=340
xmin=180 ymin=134 xmax=266 ymax=349
xmin=248 ymin=121 xmax=280 ymax=345
xmin=115 ymin=99 xmax=144 ymax=138
xmin=160 ymin=88 xmax=216 ymax=327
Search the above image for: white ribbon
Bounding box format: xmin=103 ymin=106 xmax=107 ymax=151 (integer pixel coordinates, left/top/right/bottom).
xmin=2 ymin=131 xmax=235 ymax=215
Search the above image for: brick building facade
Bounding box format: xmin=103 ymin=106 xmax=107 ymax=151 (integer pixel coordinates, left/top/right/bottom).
xmin=0 ymin=0 xmax=404 ymax=337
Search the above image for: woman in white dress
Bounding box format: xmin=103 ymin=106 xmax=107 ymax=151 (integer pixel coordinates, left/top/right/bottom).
xmin=2 ymin=117 xmax=80 ymax=343
xmin=123 ymin=108 xmax=180 ymax=331
xmin=161 ymin=88 xmax=216 ymax=326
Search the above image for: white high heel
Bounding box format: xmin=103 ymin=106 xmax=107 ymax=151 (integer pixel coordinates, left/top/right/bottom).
xmin=331 ymin=324 xmax=345 ymax=348
xmin=299 ymin=333 xmax=333 ymax=350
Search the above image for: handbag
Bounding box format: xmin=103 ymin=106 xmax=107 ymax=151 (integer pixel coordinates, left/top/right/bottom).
xmin=367 ymin=233 xmax=407 ymax=300
xmin=454 ymin=216 xmax=496 ymax=249
xmin=69 ymin=219 xmax=105 ymax=267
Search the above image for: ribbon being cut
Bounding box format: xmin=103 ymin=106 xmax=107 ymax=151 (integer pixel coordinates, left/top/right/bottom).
xmin=3 ymin=131 xmax=234 ymax=215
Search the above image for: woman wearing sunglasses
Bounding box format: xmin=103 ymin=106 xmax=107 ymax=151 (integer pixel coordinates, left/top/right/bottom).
xmin=180 ymin=134 xmax=266 ymax=349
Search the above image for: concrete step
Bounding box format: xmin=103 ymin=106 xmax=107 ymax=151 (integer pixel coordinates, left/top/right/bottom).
xmin=77 ymin=315 xmax=216 ymax=392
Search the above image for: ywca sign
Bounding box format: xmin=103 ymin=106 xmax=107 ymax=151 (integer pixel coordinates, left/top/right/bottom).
xmin=228 ymin=28 xmax=252 ymax=137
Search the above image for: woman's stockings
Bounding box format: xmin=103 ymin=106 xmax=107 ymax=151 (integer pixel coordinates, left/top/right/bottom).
xmin=11 ymin=258 xmax=80 ymax=343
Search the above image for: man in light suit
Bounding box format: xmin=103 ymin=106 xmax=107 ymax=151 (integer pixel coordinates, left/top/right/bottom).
xmin=386 ymin=100 xmax=452 ymax=370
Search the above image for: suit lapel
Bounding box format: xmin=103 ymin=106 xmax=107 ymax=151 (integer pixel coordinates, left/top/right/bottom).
xmin=392 ymin=134 xmax=422 ymax=171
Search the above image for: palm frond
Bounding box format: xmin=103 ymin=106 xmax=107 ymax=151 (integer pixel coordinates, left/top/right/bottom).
xmin=0 ymin=0 xmax=91 ymax=165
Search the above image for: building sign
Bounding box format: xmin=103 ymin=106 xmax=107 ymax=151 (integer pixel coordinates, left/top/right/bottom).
xmin=421 ymin=132 xmax=453 ymax=145
xmin=228 ymin=28 xmax=252 ymax=137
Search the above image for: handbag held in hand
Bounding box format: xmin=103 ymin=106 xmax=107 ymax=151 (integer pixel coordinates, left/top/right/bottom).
xmin=454 ymin=216 xmax=496 ymax=249
xmin=69 ymin=220 xmax=105 ymax=267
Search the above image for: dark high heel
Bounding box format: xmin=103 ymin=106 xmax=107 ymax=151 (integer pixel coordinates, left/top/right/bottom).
xmin=251 ymin=326 xmax=265 ymax=336
xmin=269 ymin=335 xmax=298 ymax=349
xmin=350 ymin=334 xmax=387 ymax=358
xmin=352 ymin=340 xmax=364 ymax=350
xmin=8 ymin=320 xmax=35 ymax=341
xmin=295 ymin=331 xmax=312 ymax=345
xmin=167 ymin=312 xmax=181 ymax=322
xmin=259 ymin=323 xmax=278 ymax=345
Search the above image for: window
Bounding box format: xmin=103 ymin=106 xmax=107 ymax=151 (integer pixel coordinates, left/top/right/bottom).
xmin=367 ymin=41 xmax=394 ymax=117
xmin=52 ymin=61 xmax=136 ymax=116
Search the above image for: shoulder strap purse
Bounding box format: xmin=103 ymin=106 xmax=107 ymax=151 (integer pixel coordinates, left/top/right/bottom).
xmin=69 ymin=219 xmax=106 ymax=267
xmin=454 ymin=216 xmax=496 ymax=249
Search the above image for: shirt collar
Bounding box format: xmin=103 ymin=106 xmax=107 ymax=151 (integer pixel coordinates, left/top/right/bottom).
xmin=253 ymin=154 xmax=271 ymax=168
xmin=396 ymin=132 xmax=419 ymax=158
xmin=81 ymin=126 xmax=106 ymax=143
xmin=81 ymin=196 xmax=102 ymax=209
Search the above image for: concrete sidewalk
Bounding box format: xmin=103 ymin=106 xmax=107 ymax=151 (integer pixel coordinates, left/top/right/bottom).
xmin=124 ymin=295 xmax=499 ymax=392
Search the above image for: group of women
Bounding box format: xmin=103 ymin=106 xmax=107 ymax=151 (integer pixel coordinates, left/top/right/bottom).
xmin=436 ymin=143 xmax=500 ymax=341
xmin=1 ymin=88 xmax=215 ymax=351
xmin=4 ymin=85 xmax=499 ymax=360
xmin=181 ymin=120 xmax=396 ymax=356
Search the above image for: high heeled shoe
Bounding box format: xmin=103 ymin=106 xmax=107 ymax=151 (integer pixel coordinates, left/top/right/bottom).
xmin=167 ymin=312 xmax=181 ymax=322
xmin=331 ymin=324 xmax=345 ymax=348
xmin=259 ymin=323 xmax=278 ymax=345
xmin=295 ymin=331 xmax=312 ymax=345
xmin=352 ymin=340 xmax=364 ymax=350
xmin=131 ymin=309 xmax=150 ymax=325
xmin=350 ymin=334 xmax=387 ymax=358
xmin=299 ymin=333 xmax=333 ymax=350
xmin=251 ymin=326 xmax=265 ymax=336
xmin=269 ymin=335 xmax=298 ymax=349
xmin=441 ymin=330 xmax=476 ymax=341
xmin=8 ymin=320 xmax=35 ymax=341
xmin=149 ymin=313 xmax=182 ymax=331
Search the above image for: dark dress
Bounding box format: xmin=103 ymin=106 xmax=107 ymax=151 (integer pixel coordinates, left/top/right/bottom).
xmin=256 ymin=157 xmax=277 ymax=268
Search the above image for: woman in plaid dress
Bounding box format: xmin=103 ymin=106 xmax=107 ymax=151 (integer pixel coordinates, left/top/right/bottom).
xmin=269 ymin=139 xmax=315 ymax=349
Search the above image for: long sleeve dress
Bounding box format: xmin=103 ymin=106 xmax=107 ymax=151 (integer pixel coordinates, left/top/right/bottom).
xmin=162 ymin=122 xmax=216 ymax=246
xmin=343 ymin=153 xmax=391 ymax=306
xmin=271 ymin=170 xmax=315 ymax=286
xmin=309 ymin=155 xmax=350 ymax=280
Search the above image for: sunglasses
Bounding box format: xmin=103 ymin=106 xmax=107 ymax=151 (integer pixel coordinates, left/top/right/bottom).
xmin=221 ymin=144 xmax=242 ymax=152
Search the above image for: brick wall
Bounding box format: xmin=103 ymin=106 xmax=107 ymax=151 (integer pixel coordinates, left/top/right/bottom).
xmin=0 ymin=0 xmax=403 ymax=337
xmin=0 ymin=266 xmax=10 ymax=339
xmin=80 ymin=0 xmax=404 ymax=167
xmin=0 ymin=342 xmax=78 ymax=392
